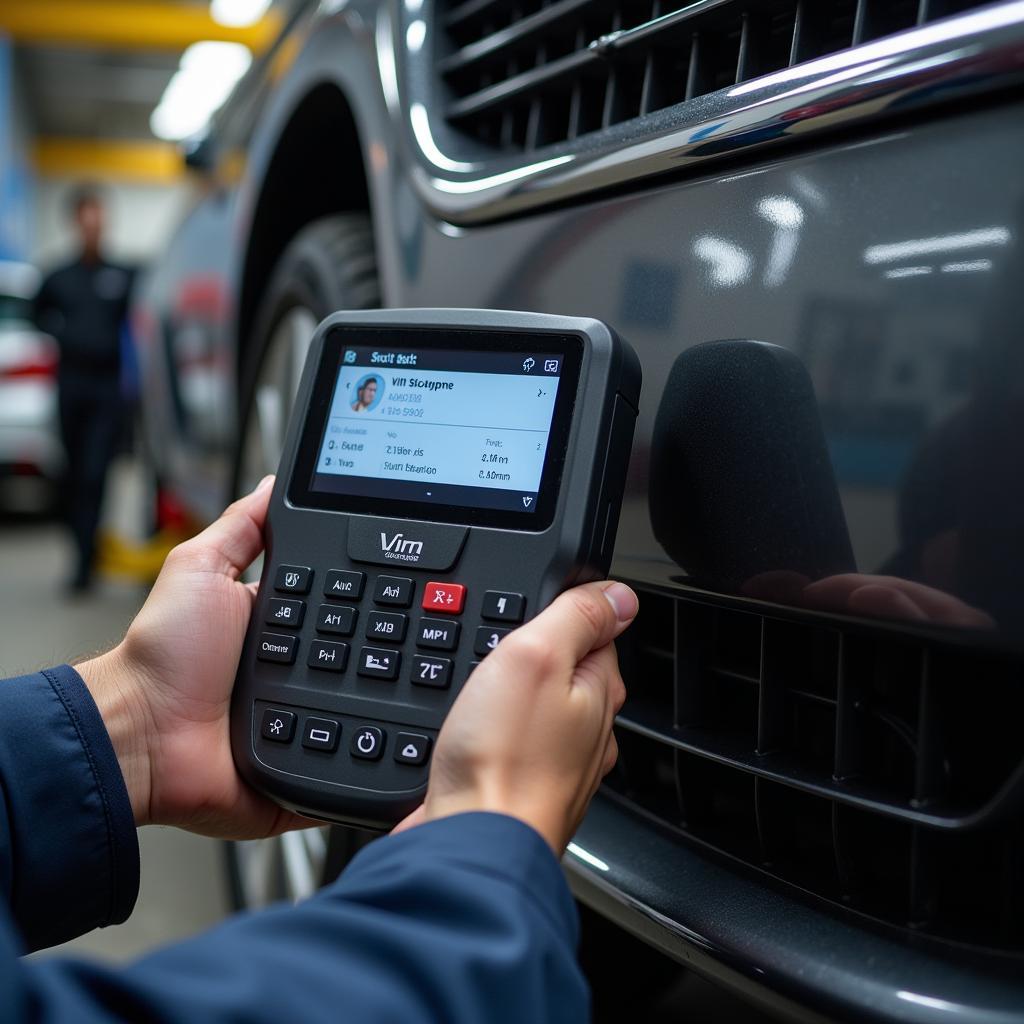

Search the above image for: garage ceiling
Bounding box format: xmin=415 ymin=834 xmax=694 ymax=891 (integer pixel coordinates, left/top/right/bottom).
xmin=11 ymin=0 xmax=295 ymax=144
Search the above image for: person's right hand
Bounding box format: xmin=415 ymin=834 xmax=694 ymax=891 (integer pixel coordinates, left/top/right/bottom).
xmin=397 ymin=581 xmax=637 ymax=854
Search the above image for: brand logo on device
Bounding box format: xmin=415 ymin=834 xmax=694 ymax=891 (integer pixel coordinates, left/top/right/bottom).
xmin=380 ymin=532 xmax=424 ymax=562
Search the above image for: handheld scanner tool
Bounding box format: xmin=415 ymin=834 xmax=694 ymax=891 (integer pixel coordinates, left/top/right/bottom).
xmin=230 ymin=309 xmax=640 ymax=828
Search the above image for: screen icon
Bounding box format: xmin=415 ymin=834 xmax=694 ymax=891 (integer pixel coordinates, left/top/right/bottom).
xmin=343 ymin=350 xmax=356 ymax=363
xmin=544 ymin=358 xmax=559 ymax=373
xmin=522 ymin=357 xmax=535 ymax=372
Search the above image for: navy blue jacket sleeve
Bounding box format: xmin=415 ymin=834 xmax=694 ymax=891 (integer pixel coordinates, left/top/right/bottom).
xmin=0 ymin=667 xmax=587 ymax=1022
xmin=7 ymin=813 xmax=587 ymax=1024
xmin=0 ymin=666 xmax=139 ymax=951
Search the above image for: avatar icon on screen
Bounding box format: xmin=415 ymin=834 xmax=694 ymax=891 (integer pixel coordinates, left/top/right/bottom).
xmin=351 ymin=374 xmax=384 ymax=412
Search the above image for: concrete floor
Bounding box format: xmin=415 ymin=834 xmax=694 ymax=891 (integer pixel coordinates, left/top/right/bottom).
xmin=1 ymin=502 xmax=230 ymax=963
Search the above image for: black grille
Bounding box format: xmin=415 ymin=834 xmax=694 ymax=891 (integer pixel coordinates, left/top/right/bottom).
xmin=436 ymin=0 xmax=999 ymax=153
xmin=607 ymin=583 xmax=1024 ymax=954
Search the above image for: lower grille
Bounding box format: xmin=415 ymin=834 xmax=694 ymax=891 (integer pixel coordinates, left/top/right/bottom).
xmin=606 ymin=582 xmax=1024 ymax=954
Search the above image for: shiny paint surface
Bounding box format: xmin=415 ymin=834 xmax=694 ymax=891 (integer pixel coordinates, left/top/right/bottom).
xmin=135 ymin=1 xmax=1024 ymax=1016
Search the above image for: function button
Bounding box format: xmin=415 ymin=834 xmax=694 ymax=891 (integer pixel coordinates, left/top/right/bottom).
xmin=351 ymin=725 xmax=385 ymax=761
xmin=481 ymin=591 xmax=525 ymax=623
xmin=422 ymin=581 xmax=466 ymax=615
xmin=324 ymin=569 xmax=365 ymax=600
xmin=473 ymin=626 xmax=511 ymax=657
xmin=260 ymin=708 xmax=295 ymax=742
xmin=316 ymin=604 xmax=357 ymax=636
xmin=373 ymin=575 xmax=414 ymax=607
xmin=416 ymin=617 xmax=460 ymax=651
xmin=302 ymin=716 xmax=340 ymax=752
xmin=394 ymin=732 xmax=431 ymax=765
xmin=411 ymin=655 xmax=452 ymax=689
xmin=257 ymin=631 xmax=298 ymax=664
xmin=307 ymin=640 xmax=349 ymax=672
xmin=357 ymin=646 xmax=401 ymax=680
xmin=266 ymin=598 xmax=305 ymax=629
xmin=366 ymin=611 xmax=408 ymax=643
xmin=274 ymin=565 xmax=312 ymax=594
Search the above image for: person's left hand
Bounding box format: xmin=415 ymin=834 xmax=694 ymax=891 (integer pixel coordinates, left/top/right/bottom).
xmin=77 ymin=476 xmax=312 ymax=838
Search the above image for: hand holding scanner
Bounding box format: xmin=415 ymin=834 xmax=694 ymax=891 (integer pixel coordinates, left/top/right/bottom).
xmin=230 ymin=309 xmax=640 ymax=828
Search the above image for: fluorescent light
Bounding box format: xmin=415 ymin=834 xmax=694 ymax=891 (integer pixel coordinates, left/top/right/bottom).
xmin=210 ymin=0 xmax=271 ymax=28
xmin=941 ymin=259 xmax=992 ymax=273
xmin=885 ymin=266 xmax=932 ymax=279
xmin=864 ymin=227 xmax=1010 ymax=264
xmin=151 ymin=41 xmax=252 ymax=142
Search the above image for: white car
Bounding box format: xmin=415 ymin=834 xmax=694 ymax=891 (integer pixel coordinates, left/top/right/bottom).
xmin=0 ymin=262 xmax=61 ymax=510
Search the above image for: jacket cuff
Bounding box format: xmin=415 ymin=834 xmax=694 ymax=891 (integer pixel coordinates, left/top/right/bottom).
xmin=0 ymin=665 xmax=139 ymax=950
xmin=338 ymin=812 xmax=579 ymax=944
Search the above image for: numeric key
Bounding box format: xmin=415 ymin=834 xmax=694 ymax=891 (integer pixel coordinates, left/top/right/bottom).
xmin=473 ymin=626 xmax=510 ymax=657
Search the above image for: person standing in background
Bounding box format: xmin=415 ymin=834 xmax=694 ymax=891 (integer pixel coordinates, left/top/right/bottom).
xmin=33 ymin=185 xmax=134 ymax=592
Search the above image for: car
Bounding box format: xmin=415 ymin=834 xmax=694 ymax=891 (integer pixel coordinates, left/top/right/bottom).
xmin=0 ymin=261 xmax=60 ymax=511
xmin=133 ymin=0 xmax=1024 ymax=1019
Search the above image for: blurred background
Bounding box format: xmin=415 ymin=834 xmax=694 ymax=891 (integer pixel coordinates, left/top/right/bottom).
xmin=0 ymin=0 xmax=296 ymax=962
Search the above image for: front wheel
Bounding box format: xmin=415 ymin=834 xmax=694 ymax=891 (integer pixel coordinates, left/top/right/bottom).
xmin=226 ymin=213 xmax=380 ymax=910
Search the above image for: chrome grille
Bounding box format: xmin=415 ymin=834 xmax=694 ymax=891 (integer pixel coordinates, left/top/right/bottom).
xmin=608 ymin=583 xmax=1024 ymax=954
xmin=437 ymin=0 xmax=1001 ymax=153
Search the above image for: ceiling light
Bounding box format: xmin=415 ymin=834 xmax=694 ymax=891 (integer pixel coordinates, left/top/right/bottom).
xmin=210 ymin=0 xmax=272 ymax=28
xmin=151 ymin=41 xmax=252 ymax=142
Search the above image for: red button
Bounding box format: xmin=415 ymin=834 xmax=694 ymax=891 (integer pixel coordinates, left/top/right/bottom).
xmin=422 ymin=582 xmax=466 ymax=614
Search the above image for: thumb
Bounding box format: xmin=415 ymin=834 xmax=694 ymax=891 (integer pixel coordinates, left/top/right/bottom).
xmin=506 ymin=580 xmax=638 ymax=671
xmin=186 ymin=474 xmax=275 ymax=576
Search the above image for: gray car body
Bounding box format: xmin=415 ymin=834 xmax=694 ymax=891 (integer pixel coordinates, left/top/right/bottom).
xmin=133 ymin=2 xmax=1024 ymax=1020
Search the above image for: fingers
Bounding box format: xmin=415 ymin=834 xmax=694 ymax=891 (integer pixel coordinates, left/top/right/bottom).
xmin=182 ymin=475 xmax=274 ymax=578
xmin=501 ymin=580 xmax=638 ymax=673
xmin=391 ymin=805 xmax=427 ymax=836
xmin=802 ymin=574 xmax=995 ymax=629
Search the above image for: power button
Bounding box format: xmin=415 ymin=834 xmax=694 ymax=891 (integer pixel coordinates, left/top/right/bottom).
xmin=350 ymin=725 xmax=385 ymax=761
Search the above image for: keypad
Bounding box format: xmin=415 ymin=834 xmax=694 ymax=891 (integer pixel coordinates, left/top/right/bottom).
xmin=416 ymin=617 xmax=460 ymax=650
xmin=481 ymin=591 xmax=525 ymax=623
xmin=258 ymin=632 xmax=298 ymax=664
xmin=357 ymin=645 xmax=401 ymax=680
xmin=366 ymin=611 xmax=407 ymax=643
xmin=260 ymin=708 xmax=295 ymax=742
xmin=474 ymin=626 xmax=511 ymax=657
xmin=308 ymin=640 xmax=348 ymax=672
xmin=316 ymin=604 xmax=357 ymax=636
xmin=351 ymin=725 xmax=385 ymax=760
xmin=324 ymin=570 xmax=365 ymax=600
xmin=274 ymin=565 xmax=312 ymax=594
xmin=302 ymin=717 xmax=340 ymax=752
xmin=421 ymin=581 xmax=465 ymax=615
xmin=373 ymin=576 xmax=414 ymax=607
xmin=395 ymin=732 xmax=431 ymax=765
xmin=267 ymin=598 xmax=304 ymax=629
xmin=256 ymin=565 xmax=528 ymax=777
xmin=411 ymin=655 xmax=452 ymax=689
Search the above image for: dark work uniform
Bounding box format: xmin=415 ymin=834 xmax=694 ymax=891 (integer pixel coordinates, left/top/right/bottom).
xmin=33 ymin=259 xmax=134 ymax=587
xmin=0 ymin=664 xmax=587 ymax=1023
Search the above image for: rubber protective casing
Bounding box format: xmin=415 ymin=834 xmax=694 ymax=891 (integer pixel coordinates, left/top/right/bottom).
xmin=230 ymin=309 xmax=640 ymax=828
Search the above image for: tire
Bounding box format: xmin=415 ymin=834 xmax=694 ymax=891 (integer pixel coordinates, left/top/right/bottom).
xmin=225 ymin=213 xmax=380 ymax=911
